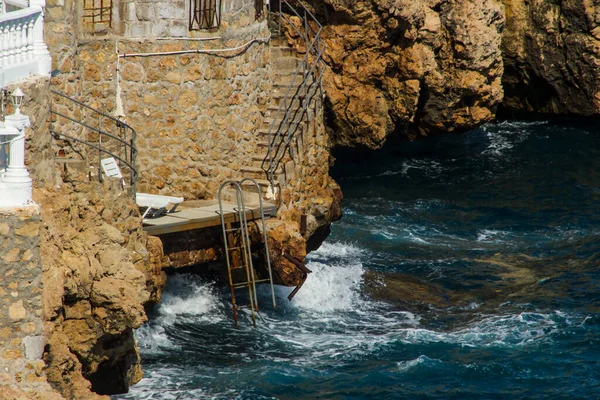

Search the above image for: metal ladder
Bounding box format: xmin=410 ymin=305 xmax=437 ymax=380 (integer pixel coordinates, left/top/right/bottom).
xmin=218 ymin=178 xmax=276 ymax=328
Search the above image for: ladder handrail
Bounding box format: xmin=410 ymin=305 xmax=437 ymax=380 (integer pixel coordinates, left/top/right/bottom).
xmin=239 ymin=177 xmax=276 ymax=310
xmin=218 ymin=180 xmax=258 ymax=328
xmin=262 ymin=0 xmax=326 ymax=189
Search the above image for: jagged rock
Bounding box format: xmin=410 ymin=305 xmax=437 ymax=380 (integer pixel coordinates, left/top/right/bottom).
xmin=501 ymin=0 xmax=600 ymax=115
xmin=36 ymin=184 xmax=165 ymax=398
xmin=290 ymin=0 xmax=505 ymax=148
xmin=265 ymin=219 xmax=307 ymax=286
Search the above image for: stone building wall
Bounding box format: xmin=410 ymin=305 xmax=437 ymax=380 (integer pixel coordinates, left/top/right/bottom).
xmin=0 ymin=205 xmax=48 ymax=390
xmin=75 ymin=0 xmax=265 ymax=38
xmin=81 ymin=27 xmax=271 ymax=199
xmin=46 ymin=0 xmax=273 ymax=200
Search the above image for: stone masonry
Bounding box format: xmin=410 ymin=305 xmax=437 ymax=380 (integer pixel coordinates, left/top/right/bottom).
xmin=0 ymin=205 xmax=48 ymax=391
xmin=47 ymin=0 xmax=273 ymax=200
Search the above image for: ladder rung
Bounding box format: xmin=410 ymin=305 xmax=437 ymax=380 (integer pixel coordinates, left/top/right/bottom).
xmin=229 ymin=265 xmax=246 ymax=270
xmin=253 ymin=279 xmax=272 ymax=283
xmin=227 ymin=246 xmax=243 ymax=251
xmin=232 ymin=283 xmax=252 ymax=288
xmin=225 ymin=228 xmax=241 ymax=232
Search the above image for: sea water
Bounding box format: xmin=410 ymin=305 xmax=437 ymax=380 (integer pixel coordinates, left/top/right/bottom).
xmin=114 ymin=119 xmax=600 ymax=399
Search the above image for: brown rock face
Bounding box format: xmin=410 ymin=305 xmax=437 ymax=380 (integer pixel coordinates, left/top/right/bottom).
xmin=37 ymin=184 xmax=166 ymax=398
xmin=293 ymin=0 xmax=505 ymax=148
xmin=501 ymin=0 xmax=600 ymax=115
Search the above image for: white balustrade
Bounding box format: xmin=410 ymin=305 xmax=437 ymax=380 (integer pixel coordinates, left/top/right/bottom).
xmin=0 ymin=88 xmax=32 ymax=207
xmin=0 ymin=0 xmax=50 ymax=88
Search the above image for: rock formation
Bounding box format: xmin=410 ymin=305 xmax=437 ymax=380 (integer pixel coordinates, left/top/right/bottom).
xmin=37 ymin=183 xmax=166 ymax=398
xmin=289 ymin=0 xmax=505 ymax=148
xmin=501 ymin=0 xmax=600 ymax=115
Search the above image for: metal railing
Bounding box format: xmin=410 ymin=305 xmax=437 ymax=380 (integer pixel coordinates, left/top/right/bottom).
xmin=262 ymin=0 xmax=325 ymax=188
xmin=49 ymin=89 xmax=138 ymax=190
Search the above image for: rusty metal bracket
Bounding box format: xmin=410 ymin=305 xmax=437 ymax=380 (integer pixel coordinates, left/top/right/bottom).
xmin=283 ymin=252 xmax=312 ymax=301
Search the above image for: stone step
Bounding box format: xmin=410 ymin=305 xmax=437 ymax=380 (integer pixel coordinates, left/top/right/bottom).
xmin=239 ymin=165 xmax=284 ymax=178
xmin=274 ymin=73 xmax=303 ymax=88
xmin=274 ymin=72 xmax=316 ymax=88
xmin=261 ymin=112 xmax=305 ymax=129
xmin=273 ymin=56 xmax=305 ymax=70
xmin=240 ymin=178 xmax=272 ymax=192
xmin=54 ymin=157 xmax=87 ymax=173
xmin=271 ymin=46 xmax=299 ymax=58
xmin=239 ymin=166 xmax=267 ymax=179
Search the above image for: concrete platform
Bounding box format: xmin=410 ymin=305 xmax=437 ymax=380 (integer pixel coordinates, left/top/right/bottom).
xmin=142 ymin=199 xmax=276 ymax=236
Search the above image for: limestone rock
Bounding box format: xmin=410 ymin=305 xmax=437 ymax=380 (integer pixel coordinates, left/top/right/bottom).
xmin=501 ymin=0 xmax=600 ymax=115
xmin=36 ymin=183 xmax=164 ymax=398
xmin=294 ymin=0 xmax=505 ymax=148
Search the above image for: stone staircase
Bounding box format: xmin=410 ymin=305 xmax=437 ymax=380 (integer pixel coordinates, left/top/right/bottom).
xmin=241 ymin=37 xmax=318 ymax=194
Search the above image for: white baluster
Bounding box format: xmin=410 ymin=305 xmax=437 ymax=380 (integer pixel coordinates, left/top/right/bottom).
xmin=20 ymin=18 xmax=27 ymax=63
xmin=14 ymin=20 xmax=22 ymax=63
xmin=1 ymin=25 xmax=7 ymax=63
xmin=7 ymin=23 xmax=15 ymax=65
xmin=26 ymin=17 xmax=34 ymax=61
xmin=0 ymin=24 xmax=4 ymax=68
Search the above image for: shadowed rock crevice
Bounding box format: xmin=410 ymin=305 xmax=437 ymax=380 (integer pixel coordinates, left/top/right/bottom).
xmin=495 ymin=0 xmax=600 ymax=116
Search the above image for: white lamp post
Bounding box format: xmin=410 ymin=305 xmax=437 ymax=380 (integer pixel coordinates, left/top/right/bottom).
xmin=0 ymin=87 xmax=32 ymax=207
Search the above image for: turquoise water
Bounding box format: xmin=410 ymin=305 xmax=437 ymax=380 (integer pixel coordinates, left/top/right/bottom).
xmin=114 ymin=120 xmax=600 ymax=399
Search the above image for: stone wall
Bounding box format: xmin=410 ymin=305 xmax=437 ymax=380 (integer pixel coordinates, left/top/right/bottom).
xmin=50 ymin=27 xmax=272 ymax=200
xmin=80 ymin=0 xmax=264 ymax=37
xmin=112 ymin=0 xmax=188 ymax=37
xmin=0 ymin=205 xmax=52 ymax=393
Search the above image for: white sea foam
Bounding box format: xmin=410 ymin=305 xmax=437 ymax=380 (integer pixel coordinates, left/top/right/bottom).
xmin=134 ymin=275 xmax=225 ymax=353
xmin=135 ymin=324 xmax=175 ymax=354
xmin=476 ymin=229 xmax=509 ymax=243
xmin=400 ymin=311 xmax=572 ymax=348
xmin=311 ymin=241 xmax=364 ymax=260
xmin=289 ymin=259 xmax=364 ymax=312
xmin=483 ymin=131 xmax=514 ymax=156
xmin=156 ymin=275 xmax=224 ymax=325
xmin=397 ymin=355 xmax=441 ymax=372
xmin=400 ymin=159 xmax=444 ymax=177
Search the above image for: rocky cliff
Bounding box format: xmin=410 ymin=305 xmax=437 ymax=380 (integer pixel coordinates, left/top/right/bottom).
xmin=291 ymin=0 xmax=505 ymax=148
xmin=501 ymin=0 xmax=600 ymax=115
xmin=289 ymin=0 xmax=599 ymax=149
xmin=37 ymin=183 xmax=165 ymax=398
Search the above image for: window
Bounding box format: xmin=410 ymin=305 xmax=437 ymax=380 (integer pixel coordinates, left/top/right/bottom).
xmin=83 ymin=0 xmax=112 ymax=33
xmin=255 ymin=0 xmax=264 ymax=20
xmin=189 ymin=0 xmax=221 ymax=30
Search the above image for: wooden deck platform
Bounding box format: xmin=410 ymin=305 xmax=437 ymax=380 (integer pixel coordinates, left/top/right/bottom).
xmin=142 ymin=199 xmax=276 ymax=236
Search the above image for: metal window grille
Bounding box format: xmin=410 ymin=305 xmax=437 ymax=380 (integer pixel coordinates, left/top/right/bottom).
xmin=189 ymin=0 xmax=221 ymax=30
xmin=255 ymin=0 xmax=264 ymax=20
xmin=82 ymin=0 xmax=112 ymax=32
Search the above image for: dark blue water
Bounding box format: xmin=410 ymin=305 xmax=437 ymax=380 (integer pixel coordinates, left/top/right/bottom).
xmin=115 ymin=120 xmax=600 ymax=399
